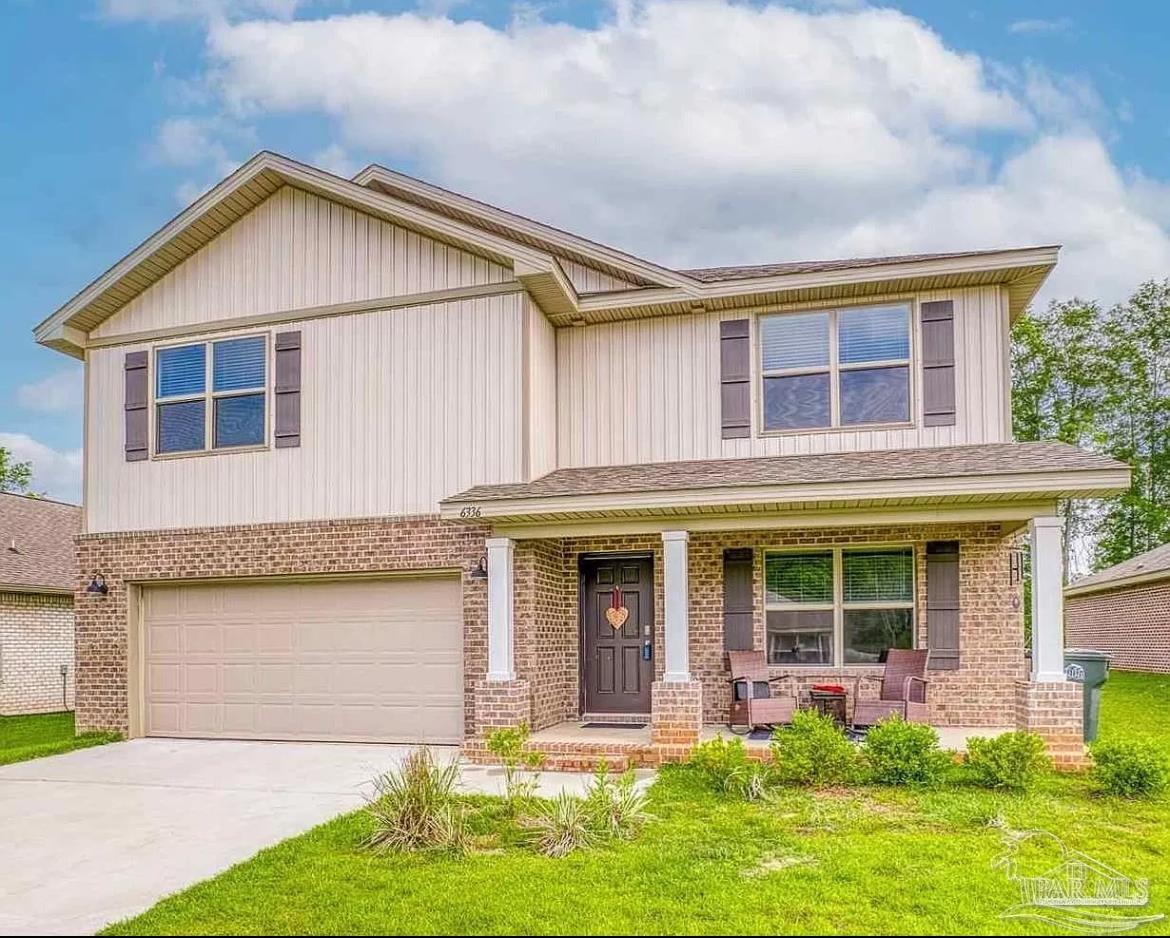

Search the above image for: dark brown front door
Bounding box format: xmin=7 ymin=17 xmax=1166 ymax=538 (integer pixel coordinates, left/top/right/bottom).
xmin=581 ymin=556 xmax=654 ymax=714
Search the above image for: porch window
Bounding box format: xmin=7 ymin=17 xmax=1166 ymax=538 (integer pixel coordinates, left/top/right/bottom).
xmin=759 ymin=302 xmax=911 ymax=432
xmin=765 ymin=547 xmax=915 ymax=666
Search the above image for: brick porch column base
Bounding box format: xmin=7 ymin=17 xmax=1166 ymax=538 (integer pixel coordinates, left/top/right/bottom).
xmin=473 ymin=678 xmax=532 ymax=733
xmin=1015 ymin=680 xmax=1087 ymax=769
xmin=651 ymin=680 xmax=702 ymax=763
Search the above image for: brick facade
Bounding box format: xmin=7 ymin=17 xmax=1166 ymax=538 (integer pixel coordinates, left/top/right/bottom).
xmin=74 ymin=515 xmax=488 ymax=735
xmin=0 ymin=591 xmax=74 ymax=715
xmin=1066 ymin=580 xmax=1170 ymax=673
xmin=1015 ymin=680 xmax=1086 ymax=768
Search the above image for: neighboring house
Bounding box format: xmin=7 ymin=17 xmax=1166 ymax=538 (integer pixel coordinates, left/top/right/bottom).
xmin=1066 ymin=543 xmax=1170 ymax=674
xmin=0 ymin=493 xmax=81 ymax=714
xmin=34 ymin=151 xmax=1130 ymax=765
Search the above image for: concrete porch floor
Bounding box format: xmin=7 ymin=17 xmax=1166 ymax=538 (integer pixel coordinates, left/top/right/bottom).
xmin=530 ymin=721 xmax=1014 ymax=753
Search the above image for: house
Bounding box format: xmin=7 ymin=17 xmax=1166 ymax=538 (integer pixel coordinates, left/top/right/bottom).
xmin=0 ymin=493 xmax=81 ymax=715
xmin=34 ymin=151 xmax=1131 ymax=766
xmin=1066 ymin=543 xmax=1170 ymax=674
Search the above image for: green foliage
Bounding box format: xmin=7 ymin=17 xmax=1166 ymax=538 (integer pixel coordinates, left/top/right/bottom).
xmin=526 ymin=791 xmax=597 ymax=858
xmin=769 ymin=709 xmax=861 ymax=787
xmin=0 ymin=446 xmax=34 ymax=495
xmin=364 ymin=748 xmax=469 ymax=853
xmin=582 ymin=761 xmax=652 ymax=838
xmin=486 ymin=722 xmax=546 ymax=809
xmin=964 ymin=731 xmax=1050 ymax=790
xmin=861 ymin=716 xmax=951 ymax=786
xmin=0 ymin=712 xmax=119 ymax=766
xmin=1091 ymin=738 xmax=1169 ymax=799
xmin=688 ymin=735 xmax=773 ymax=800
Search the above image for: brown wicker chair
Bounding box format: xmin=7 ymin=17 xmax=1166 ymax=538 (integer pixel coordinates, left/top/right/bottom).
xmin=852 ymin=648 xmax=931 ymax=727
xmin=727 ymin=650 xmax=797 ymax=734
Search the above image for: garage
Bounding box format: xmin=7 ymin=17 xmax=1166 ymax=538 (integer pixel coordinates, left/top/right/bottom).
xmin=141 ymin=576 xmax=463 ymax=744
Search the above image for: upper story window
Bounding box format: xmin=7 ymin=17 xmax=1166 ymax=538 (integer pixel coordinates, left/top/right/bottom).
xmin=759 ymin=303 xmax=911 ymax=432
xmin=155 ymin=336 xmax=267 ymax=455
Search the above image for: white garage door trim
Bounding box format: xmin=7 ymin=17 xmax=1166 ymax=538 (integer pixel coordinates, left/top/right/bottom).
xmin=131 ymin=574 xmax=464 ymax=745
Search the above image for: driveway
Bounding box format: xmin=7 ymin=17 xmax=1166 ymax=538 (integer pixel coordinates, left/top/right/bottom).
xmin=0 ymin=738 xmax=431 ymax=935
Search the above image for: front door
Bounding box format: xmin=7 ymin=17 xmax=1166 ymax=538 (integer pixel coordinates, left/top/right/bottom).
xmin=581 ymin=556 xmax=654 ymax=714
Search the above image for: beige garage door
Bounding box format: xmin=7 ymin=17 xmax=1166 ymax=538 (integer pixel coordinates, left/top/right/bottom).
xmin=142 ymin=577 xmax=463 ymax=744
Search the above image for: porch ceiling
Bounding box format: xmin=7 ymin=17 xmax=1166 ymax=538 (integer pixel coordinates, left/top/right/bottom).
xmin=440 ymin=442 xmax=1130 ymax=527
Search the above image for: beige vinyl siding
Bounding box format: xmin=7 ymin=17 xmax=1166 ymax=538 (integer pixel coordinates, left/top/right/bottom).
xmin=525 ymin=295 xmax=558 ymax=478
xmin=556 ymin=286 xmax=1010 ymax=467
xmin=93 ymin=186 xmax=512 ymax=340
xmin=86 ymin=293 xmax=526 ymax=533
xmin=558 ymin=259 xmax=640 ymax=295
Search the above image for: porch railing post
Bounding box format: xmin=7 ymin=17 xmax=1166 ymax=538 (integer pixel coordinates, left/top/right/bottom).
xmin=486 ymin=536 xmax=516 ymax=682
xmin=1030 ymin=515 xmax=1066 ymax=683
xmin=662 ymin=530 xmax=691 ymax=682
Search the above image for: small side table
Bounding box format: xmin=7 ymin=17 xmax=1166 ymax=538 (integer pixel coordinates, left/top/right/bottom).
xmin=809 ymin=688 xmax=848 ymax=726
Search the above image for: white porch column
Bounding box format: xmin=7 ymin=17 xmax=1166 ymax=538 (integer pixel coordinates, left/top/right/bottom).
xmin=662 ymin=530 xmax=691 ymax=682
xmin=486 ymin=536 xmax=516 ymax=682
xmin=1030 ymin=515 xmax=1066 ymax=683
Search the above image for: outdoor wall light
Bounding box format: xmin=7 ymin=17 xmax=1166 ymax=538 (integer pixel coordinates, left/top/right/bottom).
xmin=469 ymin=556 xmax=488 ymax=580
xmin=86 ymin=573 xmax=109 ymax=595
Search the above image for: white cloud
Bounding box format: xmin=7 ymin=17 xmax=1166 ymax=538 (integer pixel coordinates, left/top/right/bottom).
xmin=312 ymin=142 xmax=356 ymax=177
xmin=1008 ymin=18 xmax=1072 ymax=35
xmin=0 ymin=433 xmax=82 ymax=504
xmin=16 ymin=368 xmax=83 ymax=413
xmin=153 ymin=0 xmax=1165 ymax=307
xmin=100 ymin=0 xmax=302 ymax=22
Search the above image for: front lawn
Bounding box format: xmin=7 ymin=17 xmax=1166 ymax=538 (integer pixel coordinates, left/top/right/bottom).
xmin=105 ymin=673 xmax=1170 ymax=936
xmin=0 ymin=711 xmax=119 ymax=766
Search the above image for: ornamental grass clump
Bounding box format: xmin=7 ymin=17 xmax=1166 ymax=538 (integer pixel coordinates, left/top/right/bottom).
xmin=364 ymin=748 xmax=469 ymax=853
xmin=582 ymin=761 xmax=652 ymax=838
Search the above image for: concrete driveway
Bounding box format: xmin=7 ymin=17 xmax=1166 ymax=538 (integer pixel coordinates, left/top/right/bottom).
xmin=0 ymin=738 xmax=432 ymax=936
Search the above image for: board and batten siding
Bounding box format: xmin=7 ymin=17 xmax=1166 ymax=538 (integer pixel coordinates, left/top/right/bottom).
xmin=556 ymin=286 xmax=1011 ymax=468
xmin=92 ymin=186 xmax=513 ymax=340
xmin=524 ymin=295 xmax=558 ymax=479
xmin=558 ymin=259 xmax=640 ymax=295
xmin=85 ymin=293 xmax=527 ymax=533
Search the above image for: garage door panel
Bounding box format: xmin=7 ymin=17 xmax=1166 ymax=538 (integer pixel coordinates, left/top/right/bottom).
xmin=143 ymin=577 xmax=463 ymax=744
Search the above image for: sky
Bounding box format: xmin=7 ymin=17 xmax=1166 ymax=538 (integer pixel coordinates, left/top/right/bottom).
xmin=1 ymin=0 xmax=1168 ymax=502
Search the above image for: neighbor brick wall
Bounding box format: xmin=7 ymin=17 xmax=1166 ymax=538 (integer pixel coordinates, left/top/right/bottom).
xmin=1066 ymin=580 xmax=1170 ymax=673
xmin=74 ymin=515 xmax=488 ymax=735
xmin=0 ymin=591 xmax=74 ymax=715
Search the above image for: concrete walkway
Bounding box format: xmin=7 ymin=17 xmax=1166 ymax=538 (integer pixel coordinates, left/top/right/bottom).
xmin=0 ymin=738 xmax=613 ymax=936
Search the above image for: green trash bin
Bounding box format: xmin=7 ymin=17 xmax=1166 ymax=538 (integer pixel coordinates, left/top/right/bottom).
xmin=1064 ymin=648 xmax=1111 ymax=743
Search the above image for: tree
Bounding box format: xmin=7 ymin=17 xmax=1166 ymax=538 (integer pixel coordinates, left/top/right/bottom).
xmin=0 ymin=446 xmax=34 ymax=495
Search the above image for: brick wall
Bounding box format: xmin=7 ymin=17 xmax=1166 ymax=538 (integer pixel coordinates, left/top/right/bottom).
xmin=1066 ymin=580 xmax=1170 ymax=673
xmin=1015 ymin=680 xmax=1086 ymax=768
xmin=513 ymin=539 xmax=574 ymax=729
xmin=0 ymin=591 xmax=74 ymax=715
xmin=74 ymin=515 xmax=488 ymax=735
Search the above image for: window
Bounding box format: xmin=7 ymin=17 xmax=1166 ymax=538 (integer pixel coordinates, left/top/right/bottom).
xmin=759 ymin=303 xmax=911 ymax=432
xmin=765 ymin=548 xmax=915 ymax=666
xmin=155 ymin=336 xmax=267 ymax=455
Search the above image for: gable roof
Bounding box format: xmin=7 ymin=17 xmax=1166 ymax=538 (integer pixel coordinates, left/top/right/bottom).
xmin=0 ymin=493 xmax=81 ymax=593
xmin=35 ymin=149 xmax=1059 ymax=358
xmin=1066 ymin=542 xmax=1170 ymax=597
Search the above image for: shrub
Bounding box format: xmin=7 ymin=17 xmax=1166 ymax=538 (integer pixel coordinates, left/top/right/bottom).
xmin=486 ymin=722 xmax=546 ymax=809
xmin=965 ymin=731 xmax=1050 ymax=790
xmin=1091 ymin=739 xmax=1169 ymax=799
xmin=583 ymin=761 xmax=652 ymax=837
xmin=770 ymin=709 xmax=861 ymax=787
xmin=862 ymin=716 xmax=951 ymax=786
xmin=364 ymin=748 xmax=468 ymax=853
xmin=688 ymin=736 xmax=773 ymax=800
xmin=527 ymin=791 xmax=597 ymax=857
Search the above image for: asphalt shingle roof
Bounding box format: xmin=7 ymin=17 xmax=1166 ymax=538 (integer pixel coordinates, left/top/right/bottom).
xmin=1068 ymin=542 xmax=1170 ymax=593
xmin=0 ymin=493 xmax=81 ymax=592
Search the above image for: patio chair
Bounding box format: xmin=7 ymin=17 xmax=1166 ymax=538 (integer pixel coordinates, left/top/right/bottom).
xmin=727 ymin=650 xmax=797 ymax=735
xmin=851 ymin=648 xmax=931 ymax=727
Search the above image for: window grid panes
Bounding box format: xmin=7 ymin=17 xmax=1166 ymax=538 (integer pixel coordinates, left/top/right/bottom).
xmin=154 ymin=336 xmax=267 ymax=455
xmin=765 ymin=548 xmax=915 ymax=666
xmin=760 ymin=303 xmax=912 ymax=432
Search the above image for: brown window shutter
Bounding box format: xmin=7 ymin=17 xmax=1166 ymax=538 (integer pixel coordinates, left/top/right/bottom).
xmin=723 ymin=548 xmax=754 ymax=651
xmin=124 ymin=350 xmax=148 ymax=462
xmin=720 ymin=319 xmax=751 ymax=439
xmin=920 ymin=300 xmax=956 ymax=427
xmin=926 ymin=541 xmax=960 ymax=670
xmin=274 ymin=331 xmax=302 ymax=448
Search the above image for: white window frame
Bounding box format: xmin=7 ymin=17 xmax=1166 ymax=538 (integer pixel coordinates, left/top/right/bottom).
xmin=152 ymin=333 xmax=271 ymax=457
xmin=764 ymin=545 xmax=917 ymax=668
xmin=757 ymin=301 xmax=915 ymax=434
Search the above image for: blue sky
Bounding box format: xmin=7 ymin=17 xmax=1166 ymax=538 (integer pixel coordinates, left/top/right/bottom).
xmin=1 ymin=0 xmax=1168 ymax=501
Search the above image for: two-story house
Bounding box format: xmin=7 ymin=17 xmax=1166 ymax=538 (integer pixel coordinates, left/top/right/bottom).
xmin=35 ymin=152 xmax=1129 ymax=766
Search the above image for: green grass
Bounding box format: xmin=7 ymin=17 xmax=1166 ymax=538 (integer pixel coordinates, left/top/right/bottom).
xmin=0 ymin=711 xmax=120 ymax=766
xmin=104 ymin=673 xmax=1170 ymax=936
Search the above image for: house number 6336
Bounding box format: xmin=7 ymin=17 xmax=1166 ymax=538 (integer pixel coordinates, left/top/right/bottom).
xmin=459 ymin=506 xmax=483 ymax=519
